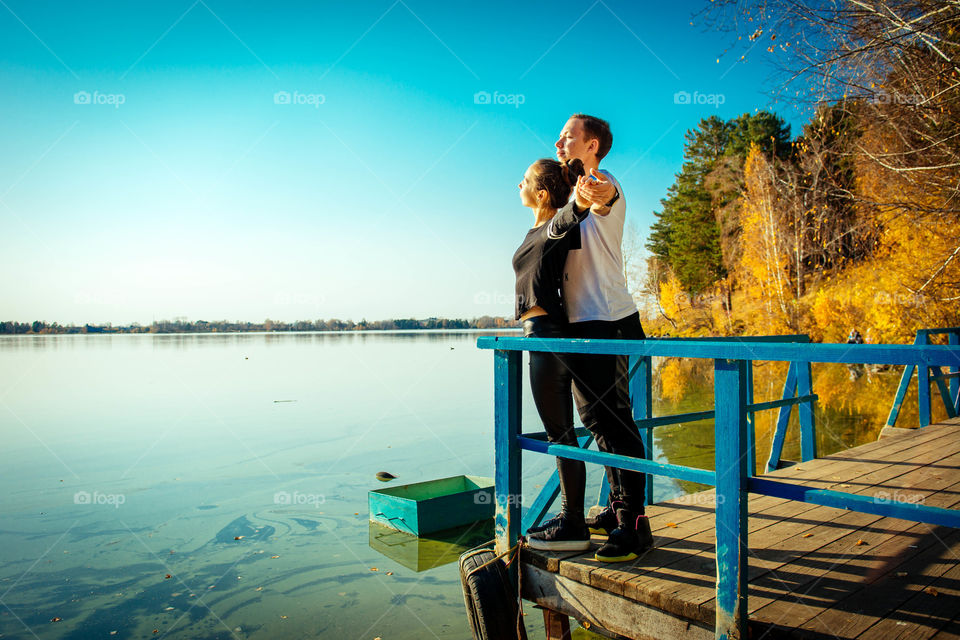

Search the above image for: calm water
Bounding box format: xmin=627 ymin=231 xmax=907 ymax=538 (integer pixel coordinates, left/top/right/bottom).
xmin=0 ymin=332 xmax=943 ymax=639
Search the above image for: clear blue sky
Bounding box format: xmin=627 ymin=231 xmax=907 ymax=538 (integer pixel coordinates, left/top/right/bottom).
xmin=0 ymin=0 xmax=807 ymax=325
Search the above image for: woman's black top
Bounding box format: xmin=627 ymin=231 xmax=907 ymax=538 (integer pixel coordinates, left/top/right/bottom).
xmin=512 ymin=202 xmax=589 ymax=321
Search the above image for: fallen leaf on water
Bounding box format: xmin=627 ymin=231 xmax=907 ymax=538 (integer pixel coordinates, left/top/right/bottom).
xmin=234 ymin=536 xmax=244 ymax=540
xmin=271 ymin=555 xmax=280 ymax=559
xmin=165 ymin=607 xmax=174 ymax=611
xmin=925 ymin=587 xmax=939 ymax=596
xmin=802 ymin=533 xmax=813 ymax=538
xmin=153 ymin=630 xmax=159 ymax=634
xmin=110 ymin=632 xmax=117 ymax=636
xmin=386 ymin=571 xmax=393 ymax=576
xmin=50 ymin=617 xmax=62 ymax=622
xmin=255 ymin=587 xmax=263 ymax=592
xmin=164 ymin=574 xmax=172 ymax=579
xmin=370 ymin=567 xmax=379 ymax=572
xmin=855 ymin=539 xmax=867 ymax=546
xmin=280 ymin=615 xmax=288 ymax=619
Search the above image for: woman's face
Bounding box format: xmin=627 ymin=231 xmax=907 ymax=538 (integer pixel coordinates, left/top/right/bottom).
xmin=518 ymin=165 xmax=542 ymax=209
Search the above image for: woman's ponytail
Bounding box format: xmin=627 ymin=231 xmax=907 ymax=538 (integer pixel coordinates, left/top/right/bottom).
xmin=531 ymin=158 xmax=586 ymax=209
xmin=560 ymin=158 xmax=585 ymax=189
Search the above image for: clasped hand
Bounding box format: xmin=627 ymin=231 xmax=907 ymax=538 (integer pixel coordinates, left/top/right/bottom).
xmin=574 ymin=168 xmax=616 ymax=211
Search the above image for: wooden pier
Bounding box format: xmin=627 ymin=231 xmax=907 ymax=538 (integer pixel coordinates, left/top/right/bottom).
xmin=477 ymin=331 xmax=960 ymax=640
xmin=522 ymin=417 xmax=960 ymax=640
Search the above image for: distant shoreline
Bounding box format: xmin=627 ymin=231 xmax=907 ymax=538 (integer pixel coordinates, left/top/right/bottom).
xmin=0 ymin=328 xmax=523 ymax=337
xmin=0 ymin=317 xmax=518 ymax=335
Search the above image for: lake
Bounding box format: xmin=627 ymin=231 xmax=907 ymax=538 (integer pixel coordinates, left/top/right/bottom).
xmin=0 ymin=331 xmax=944 ymax=639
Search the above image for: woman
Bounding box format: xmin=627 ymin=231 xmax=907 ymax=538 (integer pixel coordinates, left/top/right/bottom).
xmin=512 ymin=157 xmax=593 ymax=551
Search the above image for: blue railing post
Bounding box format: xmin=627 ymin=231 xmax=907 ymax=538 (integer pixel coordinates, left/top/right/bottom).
xmin=767 ymin=362 xmax=797 ymax=472
xmin=951 ymin=330 xmax=960 ymax=414
xmin=797 ymin=362 xmax=817 ymax=461
xmin=745 ymin=361 xmax=756 ymax=477
xmin=494 ymin=349 xmax=522 ymax=556
xmin=714 ymin=358 xmax=749 ymax=640
xmin=630 ymin=354 xmax=655 ymax=506
xmin=919 ymin=330 xmax=932 ymax=427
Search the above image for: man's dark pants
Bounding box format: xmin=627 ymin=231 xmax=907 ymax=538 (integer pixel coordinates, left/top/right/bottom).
xmin=566 ymin=311 xmax=647 ymax=514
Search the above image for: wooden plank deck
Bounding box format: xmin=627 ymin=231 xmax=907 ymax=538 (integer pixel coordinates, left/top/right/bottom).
xmin=520 ymin=417 xmax=960 ymax=640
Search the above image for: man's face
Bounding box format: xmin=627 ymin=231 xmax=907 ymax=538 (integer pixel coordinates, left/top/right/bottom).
xmin=555 ymin=117 xmax=596 ymax=163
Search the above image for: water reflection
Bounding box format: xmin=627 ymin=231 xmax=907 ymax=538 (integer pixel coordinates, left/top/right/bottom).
xmin=650 ymin=356 xmax=949 ymax=499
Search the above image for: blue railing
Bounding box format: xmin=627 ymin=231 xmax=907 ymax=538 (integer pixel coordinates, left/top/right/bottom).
xmin=887 ymin=328 xmax=960 ymax=427
xmin=519 ymin=335 xmax=818 ymax=535
xmin=477 ymin=335 xmax=960 ymax=640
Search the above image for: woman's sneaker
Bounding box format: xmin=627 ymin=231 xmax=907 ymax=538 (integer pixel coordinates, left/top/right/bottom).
xmin=594 ymin=510 xmax=654 ymax=563
xmin=525 ymin=514 xmax=564 ymax=535
xmin=526 ymin=515 xmax=591 ymax=552
xmin=585 ymin=506 xmax=619 ymax=535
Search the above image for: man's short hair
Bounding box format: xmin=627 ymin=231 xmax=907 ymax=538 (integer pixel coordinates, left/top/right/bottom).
xmin=571 ymin=113 xmax=613 ymax=161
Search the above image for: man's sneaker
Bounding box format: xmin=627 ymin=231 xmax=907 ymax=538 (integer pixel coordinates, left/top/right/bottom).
xmin=594 ymin=511 xmax=653 ymax=563
xmin=585 ymin=506 xmax=618 ymax=535
xmin=526 ymin=515 xmax=591 ymax=552
xmin=525 ymin=514 xmax=564 ymax=536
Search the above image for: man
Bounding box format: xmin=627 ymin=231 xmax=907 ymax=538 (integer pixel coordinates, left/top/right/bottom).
xmin=528 ymin=114 xmax=652 ymax=563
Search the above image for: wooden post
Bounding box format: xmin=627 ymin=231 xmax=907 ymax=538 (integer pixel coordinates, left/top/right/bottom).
xmin=797 ymin=361 xmax=817 ymax=461
xmin=542 ymin=608 xmax=572 ymax=640
xmin=630 ymin=354 xmax=655 ymax=506
xmin=714 ymin=358 xmax=749 ymax=640
xmin=494 ymin=349 xmax=522 ymax=557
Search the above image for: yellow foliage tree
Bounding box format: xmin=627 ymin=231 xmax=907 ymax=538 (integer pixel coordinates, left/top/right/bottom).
xmin=737 ymin=145 xmax=797 ymax=333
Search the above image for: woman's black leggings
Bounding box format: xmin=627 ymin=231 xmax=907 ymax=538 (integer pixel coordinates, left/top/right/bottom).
xmin=523 ymin=316 xmax=585 ymax=521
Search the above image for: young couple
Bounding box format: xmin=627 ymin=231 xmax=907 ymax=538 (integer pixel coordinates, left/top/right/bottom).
xmin=512 ymin=114 xmax=652 ymax=563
